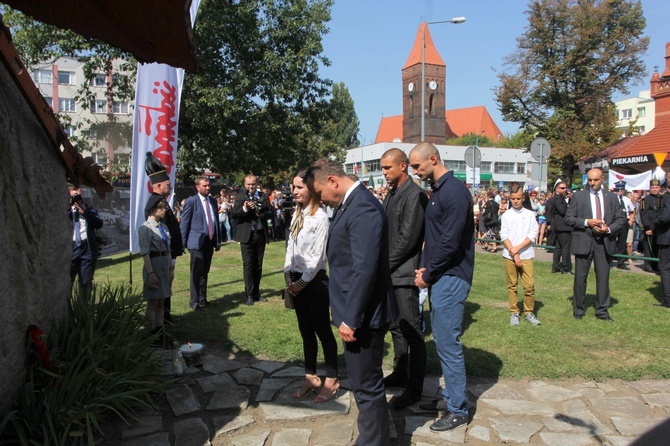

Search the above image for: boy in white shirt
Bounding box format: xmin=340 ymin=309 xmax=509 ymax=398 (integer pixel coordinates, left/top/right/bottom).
xmin=500 ymin=185 xmax=540 ymax=326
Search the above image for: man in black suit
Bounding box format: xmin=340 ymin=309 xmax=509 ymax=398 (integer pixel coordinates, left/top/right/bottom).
xmin=231 ymin=175 xmax=270 ymax=306
xmin=179 ymin=177 xmax=221 ymax=311
xmin=305 ymin=158 xmax=397 ymax=446
xmin=69 ymin=184 xmax=103 ymax=295
xmin=380 ymin=148 xmax=428 ymax=410
xmin=550 ymin=181 xmax=573 ymax=274
xmin=565 ymin=168 xmax=625 ymax=322
xmin=654 ymin=194 xmax=670 ymax=308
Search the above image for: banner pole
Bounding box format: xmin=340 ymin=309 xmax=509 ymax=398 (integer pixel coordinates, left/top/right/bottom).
xmin=129 ymin=250 xmax=133 ymax=285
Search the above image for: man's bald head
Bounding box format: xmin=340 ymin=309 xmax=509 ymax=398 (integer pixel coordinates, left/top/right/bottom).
xmin=381 ymin=148 xmax=408 ymax=164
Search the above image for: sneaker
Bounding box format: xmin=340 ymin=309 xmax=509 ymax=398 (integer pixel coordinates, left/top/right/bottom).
xmin=525 ymin=313 xmax=541 ymax=326
xmin=510 ymin=314 xmax=520 ymax=326
xmin=429 ymin=412 xmax=468 ymax=432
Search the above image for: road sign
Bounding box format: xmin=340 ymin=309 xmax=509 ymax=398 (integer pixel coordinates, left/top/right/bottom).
xmin=464 ymin=146 xmax=482 ymax=168
xmin=530 ymin=137 xmax=551 ymax=162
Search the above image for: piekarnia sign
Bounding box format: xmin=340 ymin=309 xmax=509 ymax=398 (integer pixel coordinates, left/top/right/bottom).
xmin=611 ymin=155 xmax=651 ymax=166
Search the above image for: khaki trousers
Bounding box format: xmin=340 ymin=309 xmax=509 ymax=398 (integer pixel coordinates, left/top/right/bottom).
xmin=504 ymin=258 xmax=535 ymax=315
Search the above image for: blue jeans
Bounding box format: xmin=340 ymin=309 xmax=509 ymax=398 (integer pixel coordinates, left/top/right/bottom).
xmin=430 ymin=274 xmax=470 ymax=417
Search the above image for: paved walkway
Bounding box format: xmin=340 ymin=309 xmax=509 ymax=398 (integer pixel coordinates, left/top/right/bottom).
xmin=101 ymin=348 xmax=670 ymax=446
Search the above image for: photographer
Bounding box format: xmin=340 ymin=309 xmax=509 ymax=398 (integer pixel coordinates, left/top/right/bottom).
xmin=68 ymin=184 xmax=103 ymax=295
xmin=231 ymin=175 xmax=271 ymax=306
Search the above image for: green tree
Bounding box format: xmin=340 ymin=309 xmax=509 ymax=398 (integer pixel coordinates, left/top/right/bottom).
xmin=494 ymin=0 xmax=648 ymax=185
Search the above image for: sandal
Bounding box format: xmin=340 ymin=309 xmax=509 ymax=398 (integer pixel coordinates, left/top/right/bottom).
xmin=292 ymin=375 xmax=321 ymax=399
xmin=314 ymin=378 xmax=340 ymax=403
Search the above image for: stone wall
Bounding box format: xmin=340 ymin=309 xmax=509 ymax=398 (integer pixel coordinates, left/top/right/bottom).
xmin=0 ymin=61 xmax=71 ymax=415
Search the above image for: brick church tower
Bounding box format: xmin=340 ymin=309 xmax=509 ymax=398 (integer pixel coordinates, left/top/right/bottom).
xmin=650 ymin=42 xmax=670 ymax=126
xmin=402 ymin=23 xmax=447 ymax=144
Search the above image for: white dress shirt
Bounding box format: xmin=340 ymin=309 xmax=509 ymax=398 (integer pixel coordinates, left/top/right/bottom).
xmin=284 ymin=205 xmax=329 ymax=284
xmin=500 ymin=206 xmax=538 ymax=260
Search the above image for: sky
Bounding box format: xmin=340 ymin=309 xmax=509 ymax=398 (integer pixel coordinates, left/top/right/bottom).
xmin=320 ymin=0 xmax=670 ymax=146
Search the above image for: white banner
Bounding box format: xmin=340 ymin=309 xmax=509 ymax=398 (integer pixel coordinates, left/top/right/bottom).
xmin=608 ymin=169 xmax=652 ymax=191
xmin=129 ymin=0 xmax=201 ymax=253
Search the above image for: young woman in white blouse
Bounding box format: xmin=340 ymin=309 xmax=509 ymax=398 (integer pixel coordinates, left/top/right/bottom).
xmin=284 ymin=169 xmax=339 ymax=403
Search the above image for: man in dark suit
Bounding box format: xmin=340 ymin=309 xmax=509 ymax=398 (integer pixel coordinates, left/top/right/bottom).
xmin=231 ymin=175 xmax=270 ymax=306
xmin=305 ymin=158 xmax=397 ymax=446
xmin=180 ymin=176 xmax=221 ymax=311
xmin=69 ymin=184 xmax=103 ymax=295
xmin=565 ymin=168 xmax=625 ymax=322
xmin=550 ymin=181 xmax=573 ymax=274
xmin=641 ymin=179 xmax=663 ymax=273
xmin=409 ymin=142 xmax=474 ymax=433
xmin=654 ymin=194 xmax=670 ymax=308
xmin=379 ymin=148 xmax=428 ymax=410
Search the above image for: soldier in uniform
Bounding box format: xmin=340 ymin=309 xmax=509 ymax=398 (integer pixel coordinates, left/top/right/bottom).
xmin=640 ymin=179 xmax=663 ymax=273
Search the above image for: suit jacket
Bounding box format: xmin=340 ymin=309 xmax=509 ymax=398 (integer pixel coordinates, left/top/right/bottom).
xmin=565 ymin=188 xmax=625 ymax=256
xmin=327 ymin=183 xmax=397 ymax=330
xmin=230 ymin=189 xmax=270 ymax=243
xmin=70 ymin=204 xmax=103 ymax=250
xmin=383 ymin=178 xmax=428 ymax=286
xmin=550 ymin=195 xmax=571 ymax=232
xmin=179 ymin=193 xmax=221 ymax=250
xmin=655 ymin=197 xmax=670 ymax=246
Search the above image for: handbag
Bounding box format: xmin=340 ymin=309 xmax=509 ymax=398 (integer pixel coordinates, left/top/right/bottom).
xmin=283 ymin=289 xmax=295 ymax=309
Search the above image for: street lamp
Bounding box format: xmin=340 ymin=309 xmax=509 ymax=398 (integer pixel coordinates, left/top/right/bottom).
xmin=421 ymin=17 xmax=466 ymax=141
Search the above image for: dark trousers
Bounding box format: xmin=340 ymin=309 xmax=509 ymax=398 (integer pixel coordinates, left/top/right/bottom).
xmin=658 ymin=245 xmax=670 ymax=306
xmin=573 ymin=237 xmax=611 ymax=318
xmin=643 ymin=234 xmax=659 ymax=271
xmin=292 ymin=271 xmax=338 ymax=378
xmin=344 ymin=328 xmax=389 ymax=446
xmin=552 ymin=231 xmax=572 ymax=273
xmin=546 ymin=227 xmax=556 ymax=251
xmin=189 ymin=238 xmax=215 ymax=308
xmin=615 ymin=223 xmax=629 ymax=267
xmin=388 ymin=286 xmax=426 ymax=392
xmin=241 ymin=230 xmax=266 ymax=299
xmin=71 ymin=240 xmax=96 ymax=294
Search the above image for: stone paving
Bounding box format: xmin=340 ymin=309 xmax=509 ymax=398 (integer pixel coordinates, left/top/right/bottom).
xmin=102 ymin=349 xmax=670 ymax=446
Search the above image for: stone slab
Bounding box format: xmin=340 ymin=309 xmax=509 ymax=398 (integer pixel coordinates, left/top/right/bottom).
xmin=166 ymin=384 xmax=201 ymax=417
xmin=562 ymin=400 xmax=613 ymax=435
xmin=251 ymin=360 xmax=285 ymax=374
xmin=539 ymin=432 xmax=597 ymax=446
xmin=198 ymin=373 xmax=235 ymax=393
xmin=404 ymin=416 xmax=466 ymax=443
xmin=201 ymin=354 xmax=245 ymax=374
xmin=271 ymin=366 xmax=325 ymax=377
xmin=207 ymin=385 xmax=251 ymax=410
xmin=174 ymin=418 xmax=211 ymax=446
xmin=469 ymin=383 xmax=526 ymax=400
xmin=122 ymin=432 xmax=170 ymax=446
xmin=256 ymin=378 xmax=295 ymax=402
xmin=610 ymin=416 xmax=661 ymax=436
xmin=234 ymin=367 xmax=265 ymax=386
xmin=579 ymin=388 xmax=607 ymax=398
xmin=313 ymin=420 xmax=354 ymax=446
xmin=260 ymin=390 xmax=351 ymax=420
xmin=271 ymin=428 xmax=311 ymax=446
xmin=527 ymin=383 xmax=581 ymax=402
xmin=231 ymin=430 xmax=271 ymax=446
xmin=468 ymin=425 xmax=490 ymax=442
xmin=626 ymin=380 xmax=670 ymax=393
xmin=590 ymin=397 xmax=650 ymax=418
xmin=603 ymin=436 xmax=635 ymax=446
xmin=480 ymin=398 xmax=557 ymax=416
xmin=213 ymin=415 xmax=255 ymax=436
xmin=490 ymin=417 xmax=543 ymax=443
xmin=121 ymin=413 xmax=162 ymax=439
xmin=541 ymin=415 xmax=580 ymax=433
xmin=641 ymin=393 xmax=670 ymax=407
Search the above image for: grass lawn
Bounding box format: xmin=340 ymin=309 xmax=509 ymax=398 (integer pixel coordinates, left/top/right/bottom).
xmin=95 ymin=242 xmax=670 ymax=381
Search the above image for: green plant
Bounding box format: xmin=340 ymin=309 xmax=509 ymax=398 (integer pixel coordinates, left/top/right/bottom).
xmin=1 ymin=283 xmax=165 ymax=445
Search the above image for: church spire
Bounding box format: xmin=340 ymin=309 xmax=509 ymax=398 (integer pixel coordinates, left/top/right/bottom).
xmin=403 ymin=22 xmax=446 ymax=70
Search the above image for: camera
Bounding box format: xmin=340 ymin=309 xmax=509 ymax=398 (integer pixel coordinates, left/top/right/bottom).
xmin=71 ymin=193 xmax=83 ymax=205
xmin=247 ymin=194 xmax=266 ymax=213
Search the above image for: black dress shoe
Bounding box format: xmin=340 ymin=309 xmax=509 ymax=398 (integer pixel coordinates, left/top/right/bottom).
xmin=562 ymin=271 xmax=574 ymax=275
xmin=383 ymin=372 xmax=408 ymax=388
xmin=257 ymin=296 xmax=268 ymax=302
xmin=418 ymin=399 xmax=440 ymax=413
xmin=390 ymin=390 xmax=422 ymax=410
xmin=643 ymin=267 xmax=654 ymax=273
xmin=617 ymin=264 xmax=630 ymax=270
xmin=573 ymin=314 xmax=583 ymax=320
xmin=245 ymin=298 xmax=254 ymax=306
xmin=653 ymin=302 xmax=670 ymax=308
xmin=551 ymin=269 xmax=561 ymax=274
xmin=598 ymin=316 xmax=614 ymax=323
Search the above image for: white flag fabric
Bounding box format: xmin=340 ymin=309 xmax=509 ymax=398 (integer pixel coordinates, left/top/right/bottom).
xmin=608 ymin=169 xmax=652 ymax=191
xmin=129 ymin=0 xmax=201 ymax=253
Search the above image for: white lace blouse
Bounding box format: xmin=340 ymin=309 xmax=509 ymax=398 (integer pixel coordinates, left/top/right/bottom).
xmin=283 ymin=205 xmax=329 ymax=285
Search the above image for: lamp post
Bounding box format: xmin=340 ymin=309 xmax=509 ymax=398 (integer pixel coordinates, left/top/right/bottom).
xmin=420 ymin=17 xmax=466 ymax=141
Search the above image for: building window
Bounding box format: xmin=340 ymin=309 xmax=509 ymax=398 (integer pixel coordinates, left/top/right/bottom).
xmin=91 ymin=74 xmax=107 ymax=86
xmin=409 ymin=96 xmax=414 ymax=118
xmin=621 ymin=109 xmax=632 ymax=119
xmin=637 ymin=107 xmax=645 ymax=117
xmin=444 ymin=160 xmax=466 ymax=172
xmin=91 ymin=100 xmax=107 ymax=114
xmin=112 ymin=73 xmax=128 ymax=85
xmin=32 ymin=70 xmax=52 ymax=84
xmin=43 ymin=96 xmax=53 ymax=108
xmin=64 ymin=125 xmax=77 ymax=137
xmin=89 ymin=130 xmax=98 ymax=140
xmin=113 ymin=101 xmax=129 ymax=114
xmin=429 ymin=94 xmax=434 ymax=116
xmin=480 ymin=161 xmax=492 ymax=173
xmin=365 ymin=159 xmax=380 ymax=173
xmin=494 ymin=162 xmax=515 ymax=174
xmin=58 ymin=98 xmax=76 ymax=112
xmin=517 ymin=163 xmax=526 ymax=174
xmin=58 ymin=71 xmax=75 ymax=85
xmin=639 ymin=126 xmax=646 ymax=134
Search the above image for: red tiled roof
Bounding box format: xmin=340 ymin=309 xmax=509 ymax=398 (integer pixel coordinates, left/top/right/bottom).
xmin=374 ymin=106 xmax=504 ymax=144
xmin=614 ymin=119 xmax=670 ymax=159
xmin=403 ymin=23 xmax=445 ymax=70
xmin=580 ymin=135 xmax=642 ymax=163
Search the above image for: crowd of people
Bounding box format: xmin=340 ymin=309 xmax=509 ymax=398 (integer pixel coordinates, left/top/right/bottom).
xmin=67 ymin=146 xmax=670 ymax=445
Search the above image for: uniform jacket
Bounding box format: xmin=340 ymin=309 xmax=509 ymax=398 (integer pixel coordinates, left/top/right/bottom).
xmin=641 ymin=193 xmax=663 ymax=231
xmin=565 ymin=189 xmax=626 ymax=256
xmin=655 ymin=197 xmax=670 ymax=246
xmin=383 ymin=178 xmax=428 ymax=286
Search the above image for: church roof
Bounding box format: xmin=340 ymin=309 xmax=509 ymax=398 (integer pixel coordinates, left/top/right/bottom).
xmin=403 ymin=22 xmax=445 ymax=70
xmin=374 ymin=106 xmax=504 ymax=144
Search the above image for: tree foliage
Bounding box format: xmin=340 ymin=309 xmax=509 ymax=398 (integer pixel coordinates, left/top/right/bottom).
xmin=494 ymin=0 xmax=648 ymax=184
